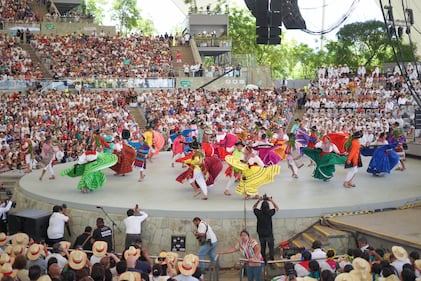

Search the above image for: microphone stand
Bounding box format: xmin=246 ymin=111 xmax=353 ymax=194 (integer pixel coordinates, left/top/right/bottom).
xmin=97 ymin=206 xmax=122 ymax=251
xmin=242 ymin=175 xmax=247 ymax=230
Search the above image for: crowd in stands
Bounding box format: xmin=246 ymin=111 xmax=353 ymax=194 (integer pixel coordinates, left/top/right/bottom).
xmin=0 ymin=89 xmax=138 ymax=173
xmin=181 ymin=63 xmax=242 ymax=78
xmin=0 ymin=0 xmax=38 ymax=22
xmin=30 ymin=33 xmax=175 ymax=80
xmin=0 ymin=34 xmax=43 ymax=81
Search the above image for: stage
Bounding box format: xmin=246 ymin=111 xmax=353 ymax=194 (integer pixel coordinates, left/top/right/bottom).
xmin=18 ymin=152 xmax=421 ymax=219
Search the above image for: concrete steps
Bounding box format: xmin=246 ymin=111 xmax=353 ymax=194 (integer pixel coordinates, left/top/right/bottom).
xmin=20 ymin=43 xmax=52 ymax=79
xmin=171 ymin=46 xmax=195 ymax=77
xmin=0 ymin=171 xmax=23 ymax=201
xmin=284 ymin=223 xmax=353 ymax=257
xmin=27 ymin=1 xmax=49 ymax=20
xmin=286 ymin=108 xmax=305 ymax=132
xmin=128 ymin=106 xmax=147 ymax=129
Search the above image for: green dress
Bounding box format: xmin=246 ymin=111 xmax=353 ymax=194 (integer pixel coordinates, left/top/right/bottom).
xmin=61 ymin=153 xmax=118 ymax=191
xmin=303 ymin=147 xmax=346 ymax=180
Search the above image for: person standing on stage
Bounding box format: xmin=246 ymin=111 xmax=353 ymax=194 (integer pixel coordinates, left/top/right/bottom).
xmin=92 ymin=217 xmax=113 ymax=252
xmin=253 ymin=195 xmax=279 ymax=263
xmin=123 ymin=204 xmax=148 ymax=249
xmin=192 ymin=217 xmax=218 ymax=271
xmin=47 ymin=205 xmax=70 ymax=246
xmin=344 ymin=131 xmax=363 ymax=188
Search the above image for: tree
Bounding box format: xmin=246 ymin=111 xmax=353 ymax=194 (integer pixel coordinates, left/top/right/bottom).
xmin=77 ymin=0 xmax=106 ymax=24
xmin=325 ymin=20 xmax=417 ymax=70
xmin=112 ymin=0 xmax=141 ymax=34
xmin=137 ymin=18 xmax=156 ymax=36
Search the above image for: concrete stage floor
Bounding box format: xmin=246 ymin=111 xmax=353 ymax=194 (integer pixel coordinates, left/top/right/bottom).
xmin=19 ymin=152 xmax=421 ymax=218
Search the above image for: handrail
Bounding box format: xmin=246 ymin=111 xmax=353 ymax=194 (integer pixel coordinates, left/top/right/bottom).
xmin=198 ymin=68 xmax=234 ymax=89
xmin=190 ymin=38 xmax=203 ymax=65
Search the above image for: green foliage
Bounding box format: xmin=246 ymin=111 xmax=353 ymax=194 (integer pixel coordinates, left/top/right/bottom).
xmin=112 ymin=0 xmax=141 ymax=34
xmin=137 ymin=18 xmax=156 ymax=35
xmin=76 ymin=0 xmax=105 ymax=24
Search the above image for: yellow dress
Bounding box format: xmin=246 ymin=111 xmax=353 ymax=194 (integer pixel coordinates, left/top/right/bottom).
xmin=143 ymin=130 xmax=154 ymax=147
xmin=225 ymin=155 xmax=280 ymax=196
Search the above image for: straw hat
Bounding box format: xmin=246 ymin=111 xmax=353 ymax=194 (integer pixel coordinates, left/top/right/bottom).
xmin=391 ymin=246 xmax=408 ymax=261
xmin=296 ymin=277 xmax=318 ymax=281
xmin=37 ymin=275 xmax=52 ymax=281
xmin=0 ymin=254 xmax=14 ymax=266
xmin=27 ymin=244 xmax=44 ymax=261
xmin=335 ymin=273 xmax=355 ymax=281
xmin=124 ymin=246 xmax=140 ymax=261
xmin=379 ymin=275 xmax=400 ymax=281
xmin=166 ymin=252 xmax=180 ymax=265
xmin=0 ymin=263 xmax=17 ymax=278
xmin=0 ymin=233 xmax=8 ymax=246
xmin=178 ymin=254 xmax=197 ymax=276
xmin=92 ymin=241 xmax=108 ymax=257
xmin=68 ymin=250 xmax=87 ymax=270
xmin=155 ymin=251 xmax=167 ymax=265
xmin=12 ymin=233 xmax=29 ymax=246
xmin=118 ymin=271 xmax=141 ymax=281
xmin=11 ymin=244 xmax=25 ymax=256
xmin=350 ymin=258 xmax=371 ymax=281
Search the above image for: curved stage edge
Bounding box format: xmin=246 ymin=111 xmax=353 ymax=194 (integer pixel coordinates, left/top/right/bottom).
xmin=18 ymin=152 xmax=421 ymax=219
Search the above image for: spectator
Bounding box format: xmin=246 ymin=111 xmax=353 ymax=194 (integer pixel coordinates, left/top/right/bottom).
xmin=123 ymin=205 xmax=148 ymax=249
xmin=92 ymin=218 xmax=113 ymax=253
xmin=47 ymin=205 xmax=70 ymax=246
xmin=73 ymin=226 xmax=93 ymax=251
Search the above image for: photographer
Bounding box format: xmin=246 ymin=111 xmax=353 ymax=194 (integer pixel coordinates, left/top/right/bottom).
xmin=253 ymin=194 xmax=279 ymax=263
xmin=47 ymin=205 xmax=70 ymax=246
xmin=0 ymin=190 xmax=16 ymax=233
xmin=192 ymin=217 xmax=218 ymax=271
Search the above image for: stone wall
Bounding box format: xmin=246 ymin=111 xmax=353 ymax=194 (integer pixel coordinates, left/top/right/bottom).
xmin=14 ymin=186 xmax=318 ymax=267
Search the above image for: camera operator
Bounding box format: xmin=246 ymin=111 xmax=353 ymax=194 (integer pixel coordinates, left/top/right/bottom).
xmin=253 ymin=194 xmax=279 ymax=264
xmin=0 ymin=190 xmax=16 ymax=233
xmin=47 ymin=204 xmax=70 ymax=246
xmin=192 ymin=217 xmax=218 ymax=271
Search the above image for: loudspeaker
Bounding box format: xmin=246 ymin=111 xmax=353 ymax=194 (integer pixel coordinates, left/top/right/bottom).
xmin=122 ymin=129 xmax=130 ymax=140
xmin=256 ymin=0 xmax=269 ymax=27
xmin=8 ymin=209 xmax=51 ymax=242
xmin=415 ymin=110 xmax=421 ymax=129
xmin=256 ymin=27 xmax=281 ymax=45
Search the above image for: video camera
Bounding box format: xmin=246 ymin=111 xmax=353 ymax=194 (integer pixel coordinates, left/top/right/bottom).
xmin=262 ymin=193 xmax=271 ymax=201
xmin=5 ymin=190 xmax=16 ymax=208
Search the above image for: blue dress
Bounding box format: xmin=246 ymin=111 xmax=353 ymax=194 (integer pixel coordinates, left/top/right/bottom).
xmin=366 ymin=144 xmax=400 ymax=175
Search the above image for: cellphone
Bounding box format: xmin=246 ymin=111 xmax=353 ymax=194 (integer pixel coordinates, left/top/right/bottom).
xmin=135 ymin=204 xmax=139 ymax=209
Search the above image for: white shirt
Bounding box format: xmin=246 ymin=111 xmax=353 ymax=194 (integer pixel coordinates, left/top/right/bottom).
xmin=391 ymin=258 xmax=411 ymax=276
xmin=46 ymin=253 xmax=68 ymax=270
xmin=311 ymin=248 xmax=327 ymax=260
xmin=47 ymin=212 xmax=69 ymax=239
xmin=197 ymin=221 xmax=217 ymax=243
xmin=124 ymin=211 xmax=148 ymax=234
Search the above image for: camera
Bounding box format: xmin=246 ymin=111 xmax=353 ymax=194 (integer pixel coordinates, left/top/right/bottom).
xmin=262 ymin=194 xmax=269 ymax=200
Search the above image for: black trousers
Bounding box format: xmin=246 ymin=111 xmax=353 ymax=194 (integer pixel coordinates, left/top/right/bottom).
xmin=0 ymin=220 xmax=7 ymax=234
xmin=259 ymin=235 xmax=275 ymax=261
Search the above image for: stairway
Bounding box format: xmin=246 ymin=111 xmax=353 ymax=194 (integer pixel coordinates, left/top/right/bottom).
xmin=20 ymin=43 xmax=52 ymax=79
xmin=171 ymin=46 xmax=196 ymax=77
xmin=286 ymin=108 xmax=305 ymax=132
xmin=0 ymin=171 xmax=23 ymax=201
xmin=129 ymin=106 xmax=147 ymax=129
xmin=287 ymin=223 xmax=354 ymax=256
xmin=27 ymin=1 xmax=49 ymax=20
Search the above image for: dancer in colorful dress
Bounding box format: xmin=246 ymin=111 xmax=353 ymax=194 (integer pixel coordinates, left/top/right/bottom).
xmin=343 ymin=131 xmax=363 ymax=188
xmin=60 ymin=145 xmax=118 ymax=193
xmin=303 ymin=135 xmax=346 ymax=181
xmin=39 ymin=136 xmax=57 ymax=181
xmin=389 ymin=122 xmax=407 ymax=171
xmin=110 ymin=137 xmax=136 ymax=176
xmin=226 ymin=145 xmax=280 ymax=199
xmin=366 ymin=133 xmax=399 ymax=176
xmin=183 ymin=145 xmax=209 ymax=200
xmin=224 ymin=141 xmax=244 ymax=196
xmin=128 ymin=135 xmax=150 ymax=182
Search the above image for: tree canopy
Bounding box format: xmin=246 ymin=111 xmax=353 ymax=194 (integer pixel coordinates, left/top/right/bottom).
xmin=111 ymin=0 xmax=142 ymax=34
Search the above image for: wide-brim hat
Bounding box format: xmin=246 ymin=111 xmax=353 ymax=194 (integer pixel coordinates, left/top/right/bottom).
xmin=392 ymin=246 xmax=408 ymax=261
xmin=59 ymin=241 xmax=71 ymax=256
xmin=12 ymin=233 xmax=29 ymax=246
xmin=155 ymin=251 xmax=167 ymax=265
xmin=68 ymin=250 xmax=87 ymax=270
xmin=92 ymin=241 xmax=108 ymax=257
xmin=27 ymin=244 xmax=44 ymax=261
xmin=166 ymin=252 xmax=180 ymax=265
xmin=118 ymin=271 xmax=141 ymax=281
xmin=0 ymin=263 xmax=17 ymax=278
xmin=124 ymin=246 xmax=141 ymax=261
xmin=0 ymin=254 xmax=14 ymax=266
xmin=0 ymin=233 xmax=8 ymax=246
xmin=11 ymin=244 xmax=25 ymax=256
xmin=379 ymin=275 xmax=400 ymax=281
xmin=296 ymin=277 xmax=318 ymax=281
xmin=335 ymin=273 xmax=355 ymax=281
xmin=178 ymin=254 xmax=197 ymax=276
xmin=351 ymin=258 xmax=370 ymax=272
